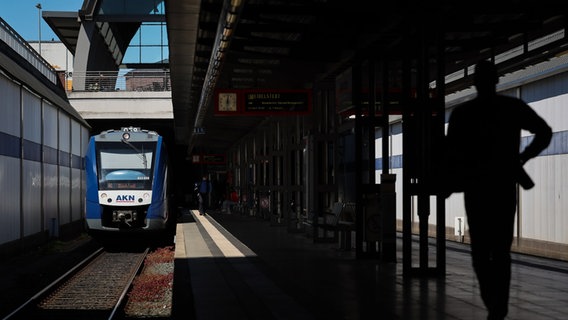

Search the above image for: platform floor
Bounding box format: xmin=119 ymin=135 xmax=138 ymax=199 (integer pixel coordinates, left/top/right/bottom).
xmin=173 ymin=209 xmax=568 ymax=320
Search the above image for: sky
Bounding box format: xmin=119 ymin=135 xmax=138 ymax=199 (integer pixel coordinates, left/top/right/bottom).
xmin=0 ymin=0 xmax=84 ymax=42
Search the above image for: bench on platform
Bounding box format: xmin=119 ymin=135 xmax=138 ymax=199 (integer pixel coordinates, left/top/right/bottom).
xmin=336 ymin=203 xmax=356 ymax=250
xmin=303 ymin=202 xmax=346 ymax=243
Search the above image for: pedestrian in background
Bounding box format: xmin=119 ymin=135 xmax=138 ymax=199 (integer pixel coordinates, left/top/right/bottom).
xmin=198 ymin=175 xmax=211 ymax=215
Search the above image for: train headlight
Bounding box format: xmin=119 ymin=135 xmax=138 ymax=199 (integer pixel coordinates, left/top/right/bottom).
xmin=101 ymin=193 xmax=112 ymax=203
xmin=122 ymin=132 xmax=130 ymax=140
xmin=143 ymin=193 xmax=150 ymax=200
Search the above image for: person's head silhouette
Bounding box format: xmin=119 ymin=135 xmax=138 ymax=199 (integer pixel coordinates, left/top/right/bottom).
xmin=474 ymin=60 xmax=498 ymax=97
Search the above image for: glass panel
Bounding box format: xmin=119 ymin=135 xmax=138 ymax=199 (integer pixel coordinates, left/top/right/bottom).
xmin=123 ymin=22 xmax=168 ymax=64
xmin=99 ymin=0 xmax=165 ymax=15
xmin=96 ymin=142 xmax=155 ymax=190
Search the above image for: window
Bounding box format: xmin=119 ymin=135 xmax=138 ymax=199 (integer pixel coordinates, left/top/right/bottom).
xmin=96 ymin=142 xmax=155 ymax=190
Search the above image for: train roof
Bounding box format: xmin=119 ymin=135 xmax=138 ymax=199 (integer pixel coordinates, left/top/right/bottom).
xmin=93 ymin=127 xmax=160 ymax=142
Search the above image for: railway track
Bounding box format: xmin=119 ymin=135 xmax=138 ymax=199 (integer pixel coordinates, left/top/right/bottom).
xmin=3 ymin=248 xmax=148 ymax=320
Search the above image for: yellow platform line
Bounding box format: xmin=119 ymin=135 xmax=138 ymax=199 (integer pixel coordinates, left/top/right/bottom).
xmin=191 ymin=210 xmax=246 ymax=258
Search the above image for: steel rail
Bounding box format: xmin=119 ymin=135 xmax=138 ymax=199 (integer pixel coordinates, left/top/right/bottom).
xmin=108 ymin=247 xmax=149 ymax=320
xmin=1 ymin=247 xmax=104 ymax=320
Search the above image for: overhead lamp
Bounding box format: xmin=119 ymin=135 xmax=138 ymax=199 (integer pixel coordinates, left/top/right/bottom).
xmin=222 ymin=27 xmax=233 ymax=39
xmin=230 ymin=0 xmax=243 ymax=7
xmin=226 ymin=12 xmax=237 ymax=25
xmin=219 ymin=39 xmax=229 ymax=51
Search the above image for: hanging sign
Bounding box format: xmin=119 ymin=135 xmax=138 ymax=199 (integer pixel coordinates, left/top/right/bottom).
xmin=214 ymin=89 xmax=312 ymax=116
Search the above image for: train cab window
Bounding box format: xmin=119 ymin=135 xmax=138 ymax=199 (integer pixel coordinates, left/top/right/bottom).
xmin=96 ymin=142 xmax=156 ymax=190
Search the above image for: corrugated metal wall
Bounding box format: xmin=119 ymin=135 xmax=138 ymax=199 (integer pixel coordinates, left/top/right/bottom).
xmin=0 ymin=70 xmax=89 ymax=247
xmin=22 ymin=89 xmax=42 ymax=237
xmin=0 ymin=75 xmax=21 ymax=244
xmin=380 ymin=66 xmax=568 ymax=254
xmin=58 ymin=113 xmax=71 ymax=225
xmin=43 ymin=102 xmax=59 ymax=237
xmin=519 ymin=73 xmax=568 ymax=244
xmin=71 ymin=121 xmax=82 ymax=222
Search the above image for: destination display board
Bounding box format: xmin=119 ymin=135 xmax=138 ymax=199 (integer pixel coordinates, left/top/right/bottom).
xmin=214 ymin=89 xmax=312 ymax=116
xmin=191 ymin=154 xmax=226 ymax=164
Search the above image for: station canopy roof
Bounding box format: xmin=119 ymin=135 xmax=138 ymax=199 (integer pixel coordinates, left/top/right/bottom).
xmin=45 ymin=0 xmax=568 ymax=155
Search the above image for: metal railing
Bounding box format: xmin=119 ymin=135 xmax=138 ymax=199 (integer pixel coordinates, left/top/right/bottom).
xmin=0 ymin=17 xmax=58 ymax=84
xmin=70 ymin=70 xmax=171 ymax=92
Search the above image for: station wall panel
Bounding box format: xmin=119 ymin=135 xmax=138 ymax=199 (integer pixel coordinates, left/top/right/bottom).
xmin=22 ymin=160 xmax=42 ymax=236
xmin=522 ymin=71 xmax=568 ymax=103
xmin=392 ymin=167 xmax=404 ymax=221
xmin=71 ymin=120 xmax=81 ymax=156
xmin=43 ymin=163 xmax=59 ymax=237
xmin=391 ymin=129 xmax=403 ymax=157
xmin=521 ymin=154 xmax=568 ymax=243
xmin=523 ymin=72 xmax=568 ymax=134
xmin=59 ymin=166 xmax=71 ymax=225
xmin=81 ymin=126 xmax=89 ymax=221
xmin=0 ymin=75 xmax=20 ymax=136
xmin=0 ymin=156 xmax=21 ymax=243
xmin=445 ymin=193 xmax=467 ymax=229
xmin=529 ymin=93 xmax=568 ymax=134
xmin=22 ymin=89 xmax=41 ymax=143
xmin=43 ymin=103 xmax=58 ymax=149
xmin=70 ymin=121 xmax=83 ymax=221
xmin=58 ymin=112 xmax=71 ymax=225
xmin=71 ymin=168 xmax=82 ymax=221
xmin=58 ymin=113 xmax=71 ymax=153
xmin=81 ymin=126 xmax=90 ymax=156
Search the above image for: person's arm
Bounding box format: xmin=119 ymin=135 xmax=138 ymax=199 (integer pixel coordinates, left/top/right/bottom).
xmin=519 ymin=106 xmax=552 ymax=164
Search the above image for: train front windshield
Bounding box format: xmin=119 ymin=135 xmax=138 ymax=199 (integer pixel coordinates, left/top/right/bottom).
xmin=96 ymin=142 xmax=155 ymax=190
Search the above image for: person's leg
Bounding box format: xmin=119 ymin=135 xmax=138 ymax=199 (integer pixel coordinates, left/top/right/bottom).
xmin=228 ymin=201 xmax=234 ymax=214
xmin=198 ymin=193 xmax=204 ymax=215
xmin=487 ymin=191 xmax=516 ymax=319
xmin=465 ymin=187 xmax=516 ymax=320
xmin=466 ymin=208 xmax=493 ymax=314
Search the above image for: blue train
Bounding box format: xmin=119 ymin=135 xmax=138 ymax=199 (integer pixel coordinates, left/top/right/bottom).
xmin=85 ymin=127 xmax=174 ymax=237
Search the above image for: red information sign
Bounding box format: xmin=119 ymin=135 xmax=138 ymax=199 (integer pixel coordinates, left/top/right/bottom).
xmin=214 ymin=89 xmax=312 ymax=116
xmin=191 ymin=154 xmax=226 ymax=164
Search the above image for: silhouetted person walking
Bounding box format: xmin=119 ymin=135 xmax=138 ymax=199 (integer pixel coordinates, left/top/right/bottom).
xmin=445 ymin=60 xmax=552 ymax=320
xmin=197 ymin=175 xmax=211 ymax=215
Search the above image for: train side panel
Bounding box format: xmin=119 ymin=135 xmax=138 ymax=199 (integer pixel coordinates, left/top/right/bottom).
xmin=145 ymin=136 xmax=170 ymax=229
xmin=85 ymin=136 xmax=102 ymax=224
